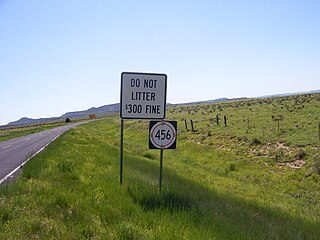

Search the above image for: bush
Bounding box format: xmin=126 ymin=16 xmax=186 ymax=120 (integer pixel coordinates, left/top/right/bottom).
xmin=250 ymin=137 xmax=262 ymax=146
xmin=65 ymin=118 xmax=71 ymax=123
xmin=274 ymin=149 xmax=285 ymax=162
xmin=295 ymin=149 xmax=307 ymax=160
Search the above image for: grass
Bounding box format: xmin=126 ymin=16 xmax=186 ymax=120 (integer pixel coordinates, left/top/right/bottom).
xmin=0 ymin=116 xmax=94 ymax=142
xmin=0 ymin=93 xmax=320 ymax=239
xmin=0 ymin=122 xmax=68 ymax=142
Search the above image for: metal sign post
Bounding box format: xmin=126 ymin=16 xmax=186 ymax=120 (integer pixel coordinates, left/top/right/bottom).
xmin=149 ymin=121 xmax=177 ymax=190
xmin=119 ymin=72 xmax=167 ymax=185
xmin=120 ymin=119 xmax=124 ymax=184
xmin=159 ymin=149 xmax=164 ymax=190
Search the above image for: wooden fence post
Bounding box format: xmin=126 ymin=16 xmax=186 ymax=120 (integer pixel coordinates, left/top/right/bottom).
xmin=190 ymin=120 xmax=195 ymax=132
xmin=224 ymin=116 xmax=227 ymax=127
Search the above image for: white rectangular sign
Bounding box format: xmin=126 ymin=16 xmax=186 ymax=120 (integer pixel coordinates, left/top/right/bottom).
xmin=120 ymin=72 xmax=167 ymax=119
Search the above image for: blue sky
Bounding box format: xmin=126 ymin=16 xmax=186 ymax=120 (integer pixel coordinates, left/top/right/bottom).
xmin=0 ymin=0 xmax=319 ymax=125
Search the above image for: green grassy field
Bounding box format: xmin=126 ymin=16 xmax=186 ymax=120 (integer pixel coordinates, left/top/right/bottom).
xmin=0 ymin=93 xmax=319 ymax=239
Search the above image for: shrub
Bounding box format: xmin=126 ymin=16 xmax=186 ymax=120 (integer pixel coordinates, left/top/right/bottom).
xmin=295 ymin=149 xmax=307 ymax=160
xmin=274 ymin=149 xmax=285 ymax=162
xmin=65 ymin=118 xmax=71 ymax=123
xmin=250 ymin=137 xmax=262 ymax=146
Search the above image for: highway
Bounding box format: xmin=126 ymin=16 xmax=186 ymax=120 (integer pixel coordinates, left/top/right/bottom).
xmin=0 ymin=122 xmax=88 ymax=184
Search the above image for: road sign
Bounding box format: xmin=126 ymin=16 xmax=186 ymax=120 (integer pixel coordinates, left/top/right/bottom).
xmin=149 ymin=121 xmax=177 ymax=149
xmin=120 ymin=72 xmax=167 ymax=119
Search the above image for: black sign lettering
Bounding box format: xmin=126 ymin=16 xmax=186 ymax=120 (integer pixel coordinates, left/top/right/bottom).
xmin=144 ymin=79 xmax=157 ymax=88
xmin=146 ymin=104 xmax=161 ymax=114
xmin=131 ymin=91 xmax=156 ymax=101
xmin=131 ymin=78 xmax=140 ymax=87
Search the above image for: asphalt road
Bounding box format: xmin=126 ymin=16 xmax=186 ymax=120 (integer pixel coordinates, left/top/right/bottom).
xmin=0 ymin=121 xmax=88 ymax=184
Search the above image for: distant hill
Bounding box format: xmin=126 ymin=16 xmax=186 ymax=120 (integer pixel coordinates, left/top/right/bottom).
xmin=60 ymin=103 xmax=120 ymax=118
xmin=169 ymin=97 xmax=235 ymax=107
xmin=257 ymin=89 xmax=320 ymax=99
xmin=6 ymin=103 xmax=120 ymax=127
xmin=176 ymin=90 xmax=320 ymax=107
xmin=6 ymin=117 xmax=61 ymax=126
xmin=3 ymin=90 xmax=320 ymax=127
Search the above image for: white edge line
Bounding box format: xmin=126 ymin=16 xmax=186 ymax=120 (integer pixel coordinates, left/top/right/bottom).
xmin=2 ymin=145 xmax=12 ymax=149
xmin=0 ymin=134 xmax=61 ymax=185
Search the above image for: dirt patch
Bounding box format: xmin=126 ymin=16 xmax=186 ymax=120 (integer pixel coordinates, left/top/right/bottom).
xmin=279 ymin=160 xmax=305 ymax=169
xmin=275 ymin=142 xmax=293 ymax=154
xmin=217 ymin=144 xmax=232 ymax=151
xmin=250 ymin=142 xmax=294 ymax=157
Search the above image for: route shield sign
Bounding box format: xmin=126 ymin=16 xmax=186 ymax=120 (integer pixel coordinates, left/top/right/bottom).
xmin=149 ymin=121 xmax=177 ymax=149
xmin=120 ymin=72 xmax=167 ymax=119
